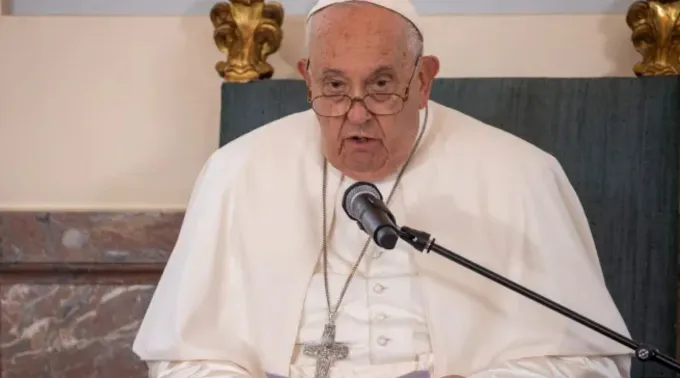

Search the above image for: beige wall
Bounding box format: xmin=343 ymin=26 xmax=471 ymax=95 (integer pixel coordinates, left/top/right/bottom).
xmin=0 ymin=12 xmax=641 ymax=210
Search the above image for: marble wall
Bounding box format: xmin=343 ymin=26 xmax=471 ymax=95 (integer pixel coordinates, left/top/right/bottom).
xmin=0 ymin=212 xmax=182 ymax=377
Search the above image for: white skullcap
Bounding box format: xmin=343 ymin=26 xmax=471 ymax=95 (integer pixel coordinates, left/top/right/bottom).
xmin=306 ymin=0 xmax=425 ymax=43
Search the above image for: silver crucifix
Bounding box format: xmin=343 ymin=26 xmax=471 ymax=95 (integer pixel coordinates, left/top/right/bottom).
xmin=302 ymin=323 xmax=349 ymax=378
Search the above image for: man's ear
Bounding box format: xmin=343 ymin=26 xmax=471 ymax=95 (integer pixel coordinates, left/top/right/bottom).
xmin=297 ymin=58 xmax=311 ymax=85
xmin=417 ymin=55 xmax=440 ymax=108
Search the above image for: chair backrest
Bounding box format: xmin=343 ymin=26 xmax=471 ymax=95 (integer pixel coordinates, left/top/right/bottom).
xmin=220 ymin=76 xmax=680 ymax=377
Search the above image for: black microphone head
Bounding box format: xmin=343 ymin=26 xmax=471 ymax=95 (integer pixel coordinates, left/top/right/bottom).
xmin=375 ymin=227 xmax=399 ymax=250
xmin=342 ymin=181 xmax=382 ymax=221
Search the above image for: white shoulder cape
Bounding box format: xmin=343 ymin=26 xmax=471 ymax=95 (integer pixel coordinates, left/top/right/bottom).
xmin=133 ymin=101 xmax=632 ymax=377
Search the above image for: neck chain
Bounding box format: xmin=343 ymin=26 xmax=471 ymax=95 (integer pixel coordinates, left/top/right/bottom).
xmin=321 ymin=106 xmax=429 ymax=325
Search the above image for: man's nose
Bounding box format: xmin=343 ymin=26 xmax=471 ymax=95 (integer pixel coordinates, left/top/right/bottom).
xmin=346 ymin=99 xmax=372 ymax=124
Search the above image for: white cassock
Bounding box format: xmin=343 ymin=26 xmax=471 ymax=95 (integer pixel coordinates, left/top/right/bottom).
xmin=132 ymin=101 xmax=633 ymax=378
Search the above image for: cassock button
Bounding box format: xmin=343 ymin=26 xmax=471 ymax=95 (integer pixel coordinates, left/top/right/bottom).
xmin=377 ymin=336 xmax=389 ymax=346
xmin=373 ymin=283 xmax=386 ymax=294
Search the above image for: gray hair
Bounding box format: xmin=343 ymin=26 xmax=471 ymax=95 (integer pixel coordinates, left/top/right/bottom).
xmin=304 ymin=3 xmax=424 ymax=58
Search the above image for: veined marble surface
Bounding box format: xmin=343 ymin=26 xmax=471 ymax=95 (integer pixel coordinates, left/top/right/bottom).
xmin=1 ymin=284 xmax=156 ymax=378
xmin=0 ymin=211 xmax=182 ymax=377
xmin=0 ymin=212 xmax=183 ymax=263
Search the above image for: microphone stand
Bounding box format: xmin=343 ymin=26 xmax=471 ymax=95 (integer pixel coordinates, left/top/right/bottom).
xmin=396 ymin=225 xmax=680 ymax=374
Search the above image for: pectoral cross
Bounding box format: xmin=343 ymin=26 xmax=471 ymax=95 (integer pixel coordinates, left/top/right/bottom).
xmin=303 ymin=323 xmax=349 ymax=378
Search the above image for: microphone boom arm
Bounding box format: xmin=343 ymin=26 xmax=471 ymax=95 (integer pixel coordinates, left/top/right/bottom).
xmin=397 ymin=225 xmax=680 ymax=374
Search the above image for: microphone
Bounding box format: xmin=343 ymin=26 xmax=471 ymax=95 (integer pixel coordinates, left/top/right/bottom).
xmin=344 ymin=181 xmax=680 ymax=375
xmin=342 ymin=182 xmax=400 ymax=250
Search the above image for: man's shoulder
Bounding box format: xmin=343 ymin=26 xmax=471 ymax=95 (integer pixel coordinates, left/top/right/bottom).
xmin=208 ymin=109 xmax=318 ymax=170
xmin=219 ymin=109 xmax=317 ymax=155
xmin=432 ymin=101 xmax=558 ymax=175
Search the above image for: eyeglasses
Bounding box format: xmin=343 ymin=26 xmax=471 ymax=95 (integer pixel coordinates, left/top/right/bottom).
xmin=306 ymin=55 xmax=421 ymax=117
xmin=310 ymin=93 xmax=408 ymax=117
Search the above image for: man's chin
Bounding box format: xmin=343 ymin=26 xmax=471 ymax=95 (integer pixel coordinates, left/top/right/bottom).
xmin=341 ymin=162 xmax=394 ymax=183
xmin=325 ymin=151 xmax=394 ymax=181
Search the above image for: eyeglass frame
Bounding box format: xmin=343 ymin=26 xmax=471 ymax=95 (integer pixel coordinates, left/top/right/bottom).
xmin=304 ymin=56 xmax=421 ymax=117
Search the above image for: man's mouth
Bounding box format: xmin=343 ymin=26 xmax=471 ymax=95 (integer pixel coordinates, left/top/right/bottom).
xmin=350 ymin=136 xmax=371 ymax=142
xmin=346 ymin=136 xmax=379 ymax=147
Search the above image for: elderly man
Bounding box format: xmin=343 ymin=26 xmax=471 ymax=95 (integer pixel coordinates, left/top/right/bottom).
xmin=132 ymin=0 xmax=633 ymax=377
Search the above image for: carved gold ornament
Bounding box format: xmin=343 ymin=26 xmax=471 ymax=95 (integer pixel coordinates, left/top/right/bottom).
xmin=627 ymin=0 xmax=680 ymax=76
xmin=210 ymin=0 xmax=285 ymax=83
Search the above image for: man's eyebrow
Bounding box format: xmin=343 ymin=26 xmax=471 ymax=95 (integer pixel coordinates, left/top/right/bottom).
xmin=321 ymin=68 xmax=345 ymax=76
xmin=319 ymin=64 xmax=398 ymax=78
xmin=369 ymin=65 xmax=397 ymax=76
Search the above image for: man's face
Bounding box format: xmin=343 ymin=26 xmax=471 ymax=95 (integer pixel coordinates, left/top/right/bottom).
xmin=298 ymin=3 xmax=439 ymax=182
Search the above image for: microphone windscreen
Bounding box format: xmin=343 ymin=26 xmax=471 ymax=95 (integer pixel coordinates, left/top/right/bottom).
xmin=342 ymin=181 xmax=383 ymax=221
